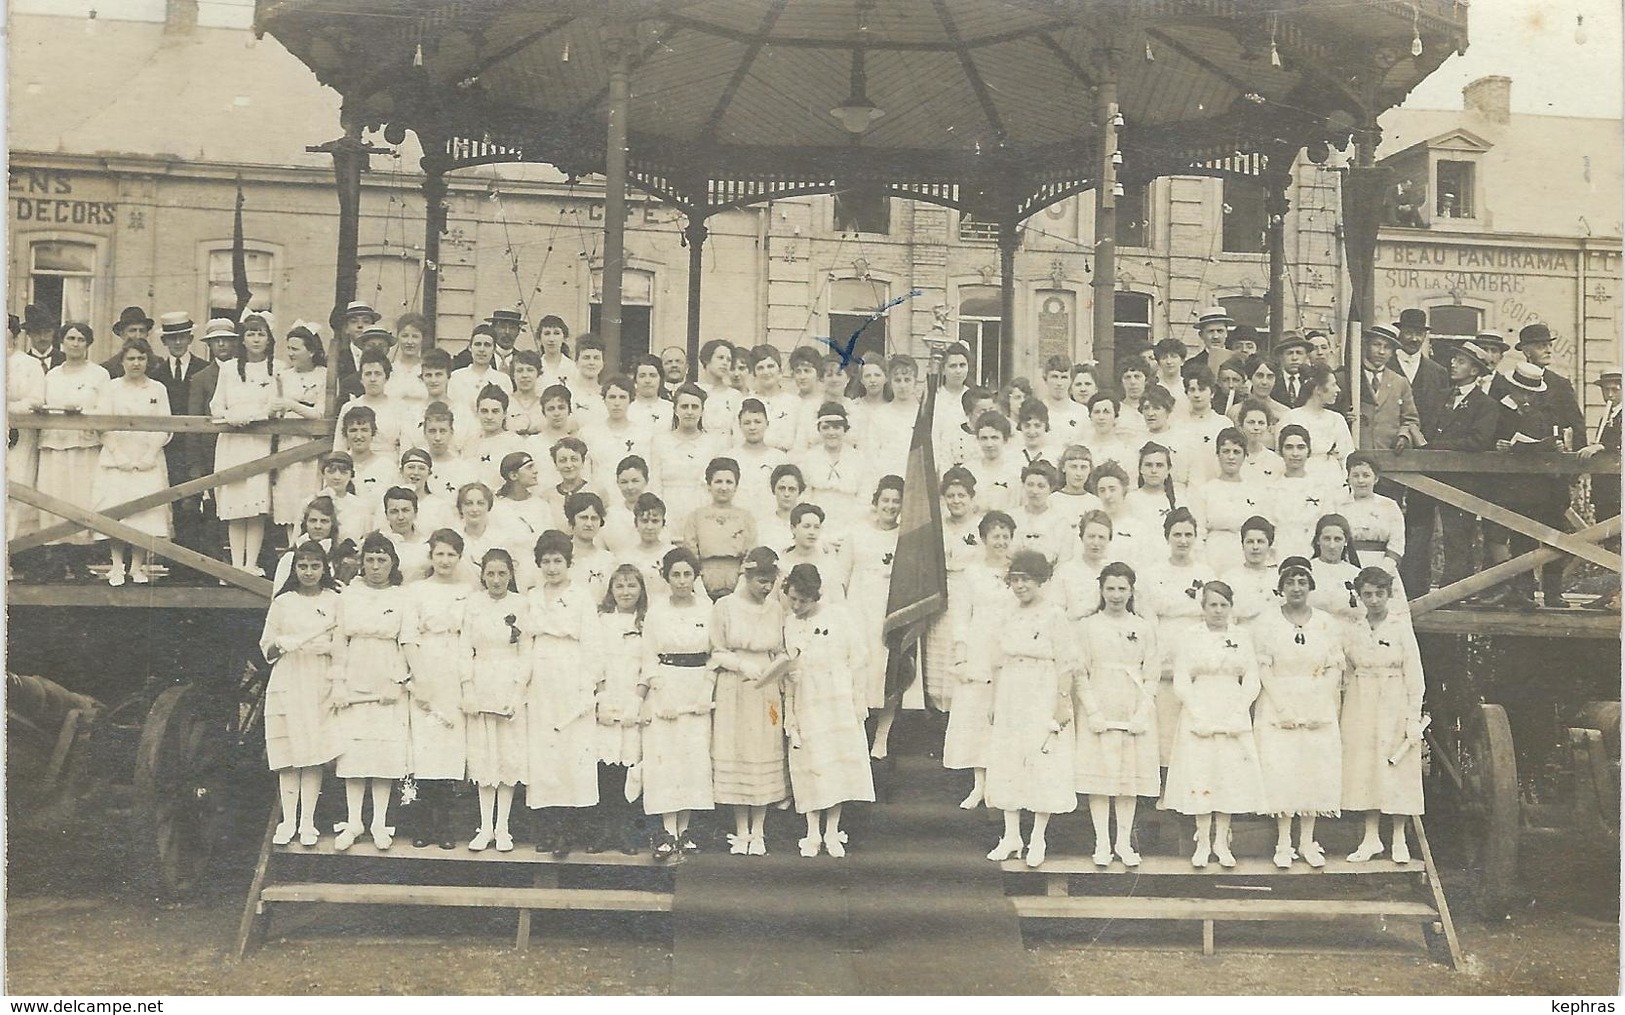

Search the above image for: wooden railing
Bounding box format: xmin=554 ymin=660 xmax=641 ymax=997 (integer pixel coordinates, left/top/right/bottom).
xmin=7 ymin=414 xmax=333 ymax=600
xmin=1366 ymin=450 xmax=1621 ymax=634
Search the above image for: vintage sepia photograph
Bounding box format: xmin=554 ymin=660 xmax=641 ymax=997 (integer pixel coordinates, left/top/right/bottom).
xmin=3 ymin=0 xmax=1621 ymax=997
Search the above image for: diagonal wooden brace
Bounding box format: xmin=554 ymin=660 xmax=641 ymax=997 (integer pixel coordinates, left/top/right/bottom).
xmin=1408 ymin=515 xmax=1621 ymax=615
xmin=1392 ymin=472 xmax=1622 ymax=572
xmin=8 ymin=439 xmax=327 ymax=553
xmin=7 ymin=483 xmax=273 ymax=597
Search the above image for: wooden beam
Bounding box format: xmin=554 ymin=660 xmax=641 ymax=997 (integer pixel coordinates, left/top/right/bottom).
xmin=1411 ymin=609 xmax=1621 ymax=639
xmin=1391 ymin=473 xmax=1621 ymax=571
xmin=1146 ymin=28 xmax=1256 ymax=96
xmin=699 ymin=0 xmax=789 ymax=143
xmin=931 ymin=0 xmax=1007 ymax=140
xmin=1034 ymin=33 xmax=1096 ymax=91
xmin=7 ymin=485 xmax=273 ymax=597
xmin=6 ymin=584 xmax=274 ymax=610
xmin=1408 ymin=515 xmax=1621 ymax=614
xmin=9 ymin=439 xmax=328 ymax=553
xmin=8 ymin=414 xmax=330 ymax=436
xmin=1365 ymin=450 xmax=1620 ymax=476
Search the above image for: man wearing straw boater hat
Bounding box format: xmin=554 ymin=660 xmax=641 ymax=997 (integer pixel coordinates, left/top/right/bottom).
xmin=451 ymin=305 xmax=524 ymax=373
xmin=1181 ymin=305 xmax=1234 ymax=381
xmin=1477 ymin=361 xmax=1572 ymax=609
xmin=334 ymin=300 xmax=382 ymax=398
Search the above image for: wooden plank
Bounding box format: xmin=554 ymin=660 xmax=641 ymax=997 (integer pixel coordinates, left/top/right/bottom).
xmin=1392 ymin=473 xmax=1621 ymax=571
xmin=1202 ymin=919 xmax=1215 ymax=956
xmin=10 ymin=439 xmax=327 ymax=552
xmin=1411 ymin=818 xmax=1463 ymax=971
xmin=235 ymin=808 xmax=282 ymax=960
xmin=8 ymin=413 xmax=331 ymax=436
xmin=1009 ymin=896 xmax=1437 ymax=920
xmin=6 ymin=584 xmax=274 ymax=610
xmin=1365 ymin=450 xmax=1619 ymax=476
xmin=257 ymin=883 xmax=673 ymax=912
xmin=1003 ymin=855 xmax=1425 ymax=877
xmin=1410 ymin=609 xmax=1621 ymax=638
xmin=1410 ymin=545 xmax=1568 ymax=615
xmin=7 ymin=485 xmax=272 ymax=596
xmin=273 ymin=839 xmax=670 ymax=867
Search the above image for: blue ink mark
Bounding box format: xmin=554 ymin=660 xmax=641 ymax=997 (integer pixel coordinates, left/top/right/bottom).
xmin=814 ymin=288 xmax=925 ymax=369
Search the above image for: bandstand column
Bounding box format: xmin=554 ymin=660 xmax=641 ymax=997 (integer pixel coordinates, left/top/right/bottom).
xmin=997 ymin=217 xmax=1019 ymax=385
xmin=327 ymin=122 xmax=368 ymax=319
xmin=684 ymin=214 xmax=709 ymax=374
xmin=1091 ymin=45 xmax=1120 ymax=379
xmin=1265 ymin=167 xmax=1291 ymax=347
xmin=600 ymin=28 xmax=632 ymax=377
xmin=421 ymin=166 xmax=448 ymax=346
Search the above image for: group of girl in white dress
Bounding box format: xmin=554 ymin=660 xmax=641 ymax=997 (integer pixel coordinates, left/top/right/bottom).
xmin=240 ymin=328 xmax=1428 ymax=864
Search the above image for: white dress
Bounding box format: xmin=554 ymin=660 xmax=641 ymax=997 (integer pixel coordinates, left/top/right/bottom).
xmin=1250 ymin=608 xmax=1345 ymax=817
xmin=272 ymin=366 xmax=329 ymax=526
xmin=1342 ymin=493 xmax=1408 ymax=595
xmin=259 ymin=589 xmax=340 ymax=770
xmin=639 ymin=597 xmax=716 ymax=814
xmin=1222 ymin=563 xmax=1280 ymax=628
xmin=37 ymin=362 xmax=108 ymax=544
xmin=1278 ymin=406 xmax=1353 ymax=487
xmin=401 ymin=580 xmax=471 ymax=781
xmin=842 ymin=521 xmax=901 ymax=709
xmin=650 ymin=429 xmax=720 ymax=527
xmin=332 ymin=393 xmax=404 ymax=460
xmin=1189 ymin=477 xmax=1267 ymax=573
xmin=1141 ymin=557 xmax=1223 ymax=765
xmin=92 ymin=378 xmax=172 ymax=538
xmin=211 ymin=360 xmax=276 ymax=519
xmin=797 ymin=444 xmax=867 ymax=534
xmin=1160 ymin=626 xmax=1266 ymax=816
xmin=983 ymin=601 xmax=1077 ymax=815
xmin=1308 ymin=557 xmax=1366 ymax=625
xmin=8 ymin=351 xmax=46 ymax=537
xmin=332 ymin=582 xmax=411 ymax=779
xmin=710 ymin=592 xmax=789 ymax=806
xmin=591 ymin=610 xmax=645 ymax=767
xmin=783 ymin=604 xmax=875 ymax=811
xmin=1267 ymin=474 xmax=1347 ymax=560
xmin=1341 ymin=611 xmax=1426 ymax=815
xmin=923 ymin=514 xmax=980 ymax=709
xmin=1073 ymin=611 xmax=1161 ymax=798
xmin=524 ymin=582 xmax=601 ymax=808
xmin=942 ymin=563 xmax=1008 ymax=770
xmin=461 ymin=591 xmax=531 ymax=786
xmin=1010 ymin=502 xmax=1074 ymax=565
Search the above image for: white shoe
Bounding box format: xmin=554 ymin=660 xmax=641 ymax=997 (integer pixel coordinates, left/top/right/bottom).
xmin=747 ymin=833 xmax=767 ymax=856
xmin=370 ymin=824 xmax=393 ymax=851
xmin=495 ymin=832 xmax=514 ymax=853
xmin=1092 ymin=848 xmax=1113 ymax=867
xmin=334 ymin=824 xmax=359 ymax=851
xmin=468 ymin=829 xmax=493 ymax=852
xmin=1214 ymin=843 xmax=1237 ymax=868
xmin=824 ymin=831 xmax=847 ymax=859
xmin=727 ymin=833 xmax=749 ymax=855
xmin=130 ymin=566 xmax=150 ymax=585
xmin=987 ymin=836 xmax=1023 ymax=862
xmin=1391 ymin=839 xmax=1412 ymax=865
xmin=1025 ymin=838 xmax=1048 ymax=868
xmin=298 ymin=826 xmax=319 ymax=847
xmin=1300 ymin=841 xmax=1326 ymax=869
xmin=1347 ymin=842 xmax=1384 ymax=863
xmin=1115 ymin=845 xmax=1142 ymax=867
xmin=246 ymin=564 xmax=266 ymax=578
xmin=799 ymin=834 xmax=822 ymax=858
xmin=958 ymin=788 xmax=985 ymax=810
xmin=272 ymin=822 xmax=296 ymax=846
xmin=1273 ymin=845 xmax=1296 ymax=869
xmin=1191 ymin=845 xmax=1211 ymax=869
xmin=107 ymin=570 xmax=126 ymax=588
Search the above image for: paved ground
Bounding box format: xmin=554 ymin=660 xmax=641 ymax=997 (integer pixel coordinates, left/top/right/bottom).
xmin=6 ymin=812 xmax=1618 ymax=996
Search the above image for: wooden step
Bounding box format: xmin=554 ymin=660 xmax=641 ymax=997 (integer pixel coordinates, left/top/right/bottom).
xmin=1009 ymin=895 xmax=1438 ymax=921
xmin=1003 ymin=855 xmax=1427 ymax=877
xmin=258 ymin=882 xmax=672 ymax=912
xmin=275 ymin=838 xmax=671 ymax=867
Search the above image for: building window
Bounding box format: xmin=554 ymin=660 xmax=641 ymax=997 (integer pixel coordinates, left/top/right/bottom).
xmin=207 ymin=248 xmax=274 ymax=321
xmin=959 ymin=212 xmax=999 ymax=244
xmin=1218 ymin=295 xmax=1268 ymax=332
xmin=829 ymin=278 xmax=891 ymax=370
xmin=957 ymin=287 xmax=1003 ymax=387
xmin=1436 ymin=160 xmax=1475 ymax=219
xmin=1221 ymin=177 xmax=1267 ymax=253
xmin=1429 ymin=305 xmax=1482 ymax=339
xmin=832 ymin=188 xmax=890 ymax=234
xmin=590 ymin=268 xmax=655 ymax=365
xmin=1113 ymin=291 xmax=1153 ymax=354
xmin=29 ymin=239 xmax=96 ymax=324
xmin=1115 ymin=182 xmax=1151 ymax=249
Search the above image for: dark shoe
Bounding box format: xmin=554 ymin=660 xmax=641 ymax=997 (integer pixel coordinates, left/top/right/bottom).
xmin=679 ymin=833 xmax=700 ymax=854
xmin=620 ymin=825 xmax=644 ymax=855
xmin=653 ymin=832 xmax=678 ymax=862
xmin=412 ymin=835 xmax=432 ymax=849
xmin=551 ymin=832 xmax=572 ymax=860
xmin=438 ymin=834 xmax=459 ymax=850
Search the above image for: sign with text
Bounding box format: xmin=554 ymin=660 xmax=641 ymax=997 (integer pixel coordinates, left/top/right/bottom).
xmin=8 ymin=170 xmax=118 ymax=227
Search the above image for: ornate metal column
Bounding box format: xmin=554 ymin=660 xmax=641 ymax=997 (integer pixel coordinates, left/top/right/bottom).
xmin=684 ymin=214 xmax=709 ymax=374
xmin=1265 ymin=164 xmax=1292 ymax=346
xmin=599 ymin=27 xmax=633 ymax=377
xmin=1092 ymin=43 xmax=1121 ymax=379
xmin=421 ymin=166 xmax=448 ymax=346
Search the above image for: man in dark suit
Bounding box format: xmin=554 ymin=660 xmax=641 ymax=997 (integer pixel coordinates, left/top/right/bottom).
xmin=100 ymin=306 xmax=154 ymax=377
xmin=1271 ymin=332 xmax=1314 ymax=408
xmin=1427 ymin=339 xmax=1502 ymax=590
xmin=183 ymin=319 xmax=242 ymax=563
xmin=18 ymin=303 xmax=63 ymax=374
xmin=148 ymin=312 xmax=206 ymax=553
xmin=451 ymin=306 xmax=523 ymax=373
xmin=1389 ymin=308 xmax=1454 ymax=596
xmin=1580 ymin=371 xmax=1622 ymax=524
xmin=333 ymin=301 xmax=381 ymax=402
xmin=1181 ymin=306 xmax=1234 ymax=381
xmin=1515 ymin=323 xmax=1586 ymax=448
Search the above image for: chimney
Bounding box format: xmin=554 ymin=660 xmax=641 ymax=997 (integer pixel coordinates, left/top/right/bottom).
xmin=164 ymin=0 xmax=198 ymax=35
xmin=1463 ymin=76 xmax=1511 ymax=125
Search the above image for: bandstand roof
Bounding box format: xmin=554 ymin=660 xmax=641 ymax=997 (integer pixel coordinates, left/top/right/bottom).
xmin=254 ymin=0 xmax=1467 ymax=216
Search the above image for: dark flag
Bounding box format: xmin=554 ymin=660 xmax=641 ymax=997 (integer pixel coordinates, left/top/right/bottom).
xmin=883 ymin=370 xmax=948 ymax=703
xmin=232 ymin=182 xmax=252 ymax=317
